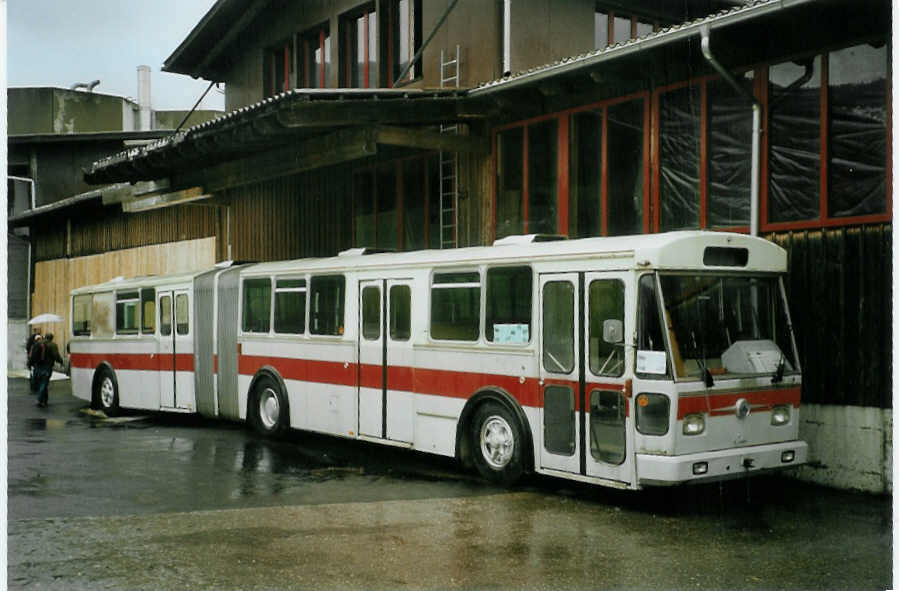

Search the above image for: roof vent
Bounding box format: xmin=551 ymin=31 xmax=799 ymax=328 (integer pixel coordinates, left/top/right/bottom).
xmin=493 ymin=234 xmax=568 ymax=246
xmin=338 ymin=247 xmax=397 ymax=257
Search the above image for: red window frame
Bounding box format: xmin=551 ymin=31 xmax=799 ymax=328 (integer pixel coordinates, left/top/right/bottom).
xmin=491 ymin=92 xmax=651 ymax=242
xmin=298 ymin=25 xmax=330 ymax=88
xmin=340 ymin=4 xmax=377 ymax=89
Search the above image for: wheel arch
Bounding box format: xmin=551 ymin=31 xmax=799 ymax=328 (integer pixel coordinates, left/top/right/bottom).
xmin=246 ymin=365 xmax=290 ymax=426
xmin=455 ymin=387 xmax=534 ymax=473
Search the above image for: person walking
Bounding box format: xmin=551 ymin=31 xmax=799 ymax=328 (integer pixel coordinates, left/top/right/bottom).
xmin=27 ymin=333 xmax=43 ymax=394
xmin=34 ymin=333 xmax=63 ymax=408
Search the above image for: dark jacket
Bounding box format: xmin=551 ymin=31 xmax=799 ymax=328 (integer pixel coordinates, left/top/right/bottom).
xmin=32 ymin=341 xmax=63 ymax=372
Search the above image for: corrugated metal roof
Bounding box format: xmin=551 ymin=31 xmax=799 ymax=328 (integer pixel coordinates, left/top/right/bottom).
xmin=470 ymin=0 xmax=815 ymax=96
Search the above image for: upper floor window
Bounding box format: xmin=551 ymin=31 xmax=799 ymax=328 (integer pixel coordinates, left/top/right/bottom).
xmin=340 ymin=3 xmax=378 ymax=88
xmin=299 ymin=23 xmax=331 ymax=88
xmin=265 ymin=40 xmax=293 ymax=97
xmin=595 ymin=7 xmax=655 ymax=49
xmin=387 ymin=0 xmax=421 ymax=85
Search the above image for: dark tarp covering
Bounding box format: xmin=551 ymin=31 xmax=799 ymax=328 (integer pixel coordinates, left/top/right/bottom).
xmin=768 ymin=58 xmax=822 ymax=223
xmin=708 ymin=78 xmax=752 ymax=227
xmin=659 ymin=85 xmax=701 ymax=231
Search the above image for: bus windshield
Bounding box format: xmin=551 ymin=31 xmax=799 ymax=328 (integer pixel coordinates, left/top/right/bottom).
xmin=658 ymin=274 xmax=797 ymax=381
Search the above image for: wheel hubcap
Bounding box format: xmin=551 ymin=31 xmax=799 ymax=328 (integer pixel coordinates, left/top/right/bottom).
xmin=259 ymin=388 xmax=280 ymax=429
xmin=480 ymin=416 xmax=514 ymax=470
xmin=100 ymin=377 xmax=115 ymax=408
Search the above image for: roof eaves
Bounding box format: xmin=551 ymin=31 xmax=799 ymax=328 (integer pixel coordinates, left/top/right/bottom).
xmin=469 ymin=0 xmax=816 ymax=96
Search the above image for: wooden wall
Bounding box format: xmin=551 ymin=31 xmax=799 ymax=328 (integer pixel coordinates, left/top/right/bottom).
xmin=30 ymin=237 xmax=217 ymax=355
xmin=770 ymin=224 xmax=892 ymax=408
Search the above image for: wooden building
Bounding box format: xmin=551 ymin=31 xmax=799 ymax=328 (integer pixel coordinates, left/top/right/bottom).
xmin=23 ymin=0 xmax=892 ymax=492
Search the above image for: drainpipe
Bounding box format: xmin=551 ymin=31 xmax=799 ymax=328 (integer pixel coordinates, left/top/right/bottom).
xmin=503 ymin=0 xmax=511 ymax=75
xmin=700 ymin=25 xmax=760 ymax=236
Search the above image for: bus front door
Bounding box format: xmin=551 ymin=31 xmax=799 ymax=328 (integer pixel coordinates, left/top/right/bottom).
xmin=538 ymin=273 xmax=634 ymax=487
xmin=357 ymin=279 xmax=414 ymax=443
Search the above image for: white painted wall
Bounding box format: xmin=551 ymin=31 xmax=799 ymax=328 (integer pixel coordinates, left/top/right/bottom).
xmin=8 ymin=320 xmax=29 ymax=370
xmin=795 ymin=403 xmax=892 ymax=494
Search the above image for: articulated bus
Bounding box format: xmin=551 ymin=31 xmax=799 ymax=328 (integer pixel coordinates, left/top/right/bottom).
xmin=69 ymin=231 xmax=807 ymax=489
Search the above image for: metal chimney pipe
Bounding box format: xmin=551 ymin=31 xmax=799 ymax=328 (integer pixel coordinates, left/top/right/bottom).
xmin=137 ymin=65 xmax=152 ymax=131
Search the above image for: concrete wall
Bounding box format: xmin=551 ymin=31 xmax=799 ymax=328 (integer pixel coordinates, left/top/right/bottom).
xmin=8 ymin=88 xmax=133 ymax=135
xmin=8 ymin=320 xmax=30 ymax=371
xmin=796 ymin=404 xmax=892 ymax=494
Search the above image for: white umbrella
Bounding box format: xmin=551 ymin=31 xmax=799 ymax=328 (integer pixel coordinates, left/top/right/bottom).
xmin=28 ymin=313 xmax=64 ymax=325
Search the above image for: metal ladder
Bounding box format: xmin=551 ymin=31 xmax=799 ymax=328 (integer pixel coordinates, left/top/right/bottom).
xmin=439 ymin=46 xmax=460 ymax=249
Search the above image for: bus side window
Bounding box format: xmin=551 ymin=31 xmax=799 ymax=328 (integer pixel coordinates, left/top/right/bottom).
xmin=115 ymin=291 xmax=140 ymax=335
xmin=589 ymin=279 xmax=625 ymax=377
xmin=141 ymin=288 xmax=156 ymax=334
xmin=175 ymin=294 xmax=189 ymax=335
xmin=486 ymin=266 xmax=532 ymax=344
xmin=72 ymin=294 xmax=93 ymax=336
xmin=242 ymin=278 xmax=272 ymax=333
xmin=310 ymin=275 xmax=345 ymax=336
xmin=160 ymin=295 xmax=172 ymax=337
xmin=389 ymin=285 xmax=411 ymax=341
xmin=274 ymin=278 xmax=306 ymax=334
xmin=430 ymin=272 xmax=480 ymax=341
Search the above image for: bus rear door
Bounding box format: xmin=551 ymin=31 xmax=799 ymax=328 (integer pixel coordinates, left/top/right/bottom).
xmin=357 ymin=279 xmax=414 ymax=443
xmin=538 ymin=272 xmax=634 ymax=488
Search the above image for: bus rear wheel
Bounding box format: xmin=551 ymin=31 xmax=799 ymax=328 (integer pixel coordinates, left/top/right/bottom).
xmin=95 ymin=367 xmax=121 ymax=417
xmin=470 ymin=401 xmax=524 ymax=486
xmin=251 ymin=375 xmax=289 ymax=437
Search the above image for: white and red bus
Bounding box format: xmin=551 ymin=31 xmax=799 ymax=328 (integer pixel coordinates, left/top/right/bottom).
xmin=69 ymin=231 xmax=807 ymax=489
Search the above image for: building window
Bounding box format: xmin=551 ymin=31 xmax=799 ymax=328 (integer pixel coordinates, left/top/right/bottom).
xmin=569 ymin=97 xmax=647 ymax=238
xmin=387 ymin=0 xmax=421 ymax=85
xmin=298 ymin=24 xmax=331 ymax=88
xmin=264 ymin=40 xmax=293 ymax=97
xmin=595 ymin=7 xmax=656 ymax=49
xmin=658 ymin=83 xmax=702 ymax=231
xmin=708 ymin=74 xmax=754 ymax=228
xmin=495 ymin=119 xmax=560 ymax=239
xmin=768 ymin=57 xmax=821 ymax=223
xmin=341 ymin=3 xmax=378 ymax=88
xmin=354 ymin=155 xmax=439 ymax=250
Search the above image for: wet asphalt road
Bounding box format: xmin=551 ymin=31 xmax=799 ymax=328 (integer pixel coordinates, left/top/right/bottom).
xmin=7 ymin=377 xmax=893 ymax=590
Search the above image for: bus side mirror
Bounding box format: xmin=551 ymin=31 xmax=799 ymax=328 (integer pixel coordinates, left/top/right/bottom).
xmin=603 ymin=319 xmax=624 ymax=344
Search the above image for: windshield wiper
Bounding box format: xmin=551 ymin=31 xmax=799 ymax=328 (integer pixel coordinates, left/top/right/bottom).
xmin=771 ymin=351 xmax=786 ymax=384
xmin=690 ymin=329 xmax=715 ymax=388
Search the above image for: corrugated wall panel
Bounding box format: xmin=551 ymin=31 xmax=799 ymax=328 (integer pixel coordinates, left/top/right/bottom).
xmin=770 ymin=224 xmax=892 ymax=408
xmin=216 ymin=267 xmax=242 ymax=420
xmin=193 ymin=268 xmax=218 ymax=417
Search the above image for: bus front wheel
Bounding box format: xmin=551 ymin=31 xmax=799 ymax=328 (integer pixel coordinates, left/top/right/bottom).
xmin=251 ymin=375 xmax=289 ymax=437
xmin=95 ymin=367 xmax=121 ymax=417
xmin=470 ymin=401 xmax=524 ymax=486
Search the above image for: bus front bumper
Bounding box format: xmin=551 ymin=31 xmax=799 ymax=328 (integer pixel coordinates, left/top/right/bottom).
xmin=636 ymin=440 xmax=808 ymax=486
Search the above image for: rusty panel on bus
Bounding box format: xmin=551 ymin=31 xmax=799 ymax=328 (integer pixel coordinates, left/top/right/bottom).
xmin=216 ymin=267 xmax=242 ymax=419
xmin=194 ymin=268 xmax=218 ymax=417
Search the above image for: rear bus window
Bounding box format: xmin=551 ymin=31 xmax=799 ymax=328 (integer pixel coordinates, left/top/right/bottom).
xmin=310 ymin=275 xmax=346 ymax=336
xmin=486 ymin=266 xmax=532 ymax=344
xmin=72 ymin=294 xmax=93 ymax=336
xmin=116 ymin=291 xmax=140 ymax=334
xmin=242 ymin=278 xmax=272 ymax=333
xmin=431 ymin=271 xmax=480 ymax=341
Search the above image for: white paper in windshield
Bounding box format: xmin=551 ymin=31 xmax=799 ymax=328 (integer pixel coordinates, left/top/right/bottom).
xmin=636 ymin=350 xmax=667 ymax=375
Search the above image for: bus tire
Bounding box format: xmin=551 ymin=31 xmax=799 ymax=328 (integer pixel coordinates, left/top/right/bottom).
xmin=251 ymin=375 xmax=289 ymax=437
xmin=95 ymin=367 xmax=121 ymax=417
xmin=470 ymin=401 xmax=524 ymax=486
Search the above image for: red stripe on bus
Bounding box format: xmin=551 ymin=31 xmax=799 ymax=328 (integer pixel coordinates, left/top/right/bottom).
xmin=70 ymin=352 xmax=194 ymax=372
xmin=676 ymin=387 xmax=800 ymax=419
xmin=238 ymin=355 xmax=356 ymax=387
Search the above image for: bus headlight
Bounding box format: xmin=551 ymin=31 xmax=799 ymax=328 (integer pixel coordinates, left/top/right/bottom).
xmin=771 ymin=405 xmax=791 ymax=426
xmin=683 ymin=413 xmax=705 ymax=435
xmin=636 ymin=393 xmax=670 ymax=436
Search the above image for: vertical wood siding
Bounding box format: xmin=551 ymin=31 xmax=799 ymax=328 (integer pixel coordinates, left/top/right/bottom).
xmin=770 ymin=224 xmax=892 ymax=408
